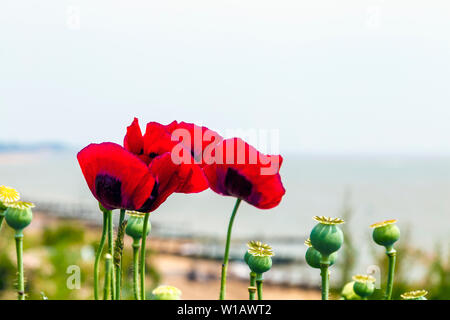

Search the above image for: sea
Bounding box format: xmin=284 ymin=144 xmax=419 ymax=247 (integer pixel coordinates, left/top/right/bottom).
xmin=1 ymin=149 xmax=449 ymax=284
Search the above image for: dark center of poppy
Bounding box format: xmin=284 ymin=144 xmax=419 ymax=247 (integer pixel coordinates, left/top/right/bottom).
xmin=95 ymin=174 xmax=122 ymax=208
xmin=224 ymin=168 xmax=252 ymax=199
xmin=149 ymin=152 xmax=158 ymax=159
xmin=137 ymin=182 xmax=159 ymax=212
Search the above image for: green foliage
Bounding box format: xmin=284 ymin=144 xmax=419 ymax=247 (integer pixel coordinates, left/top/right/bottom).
xmin=424 ymin=245 xmax=450 ymax=300
xmin=0 ymin=249 xmax=15 ymax=291
xmin=42 ymin=224 xmax=85 ymax=247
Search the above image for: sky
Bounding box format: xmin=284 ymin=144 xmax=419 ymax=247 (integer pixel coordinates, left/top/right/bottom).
xmin=1 ymin=1 xmax=450 ymax=155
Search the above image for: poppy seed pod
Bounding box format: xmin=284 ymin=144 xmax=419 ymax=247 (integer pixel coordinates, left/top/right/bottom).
xmin=244 ymin=241 xmax=272 ymax=265
xmin=4 ymin=201 xmax=34 ymax=233
xmin=125 ymin=212 xmax=151 ymax=240
xmin=152 ymin=285 xmax=182 ymax=300
xmin=352 ymin=275 xmax=376 ymax=299
xmin=248 ymin=256 xmax=272 ymax=273
xmin=400 ymin=290 xmax=428 ymax=300
xmin=245 ymin=241 xmax=274 ymax=274
xmin=341 ymin=281 xmax=361 ymax=300
xmin=248 ymin=255 xmax=272 ymax=274
xmin=370 ymin=219 xmax=400 ymax=251
xmin=244 ymin=251 xmax=252 ymax=265
xmin=310 ymin=216 xmax=344 ymax=263
xmin=304 ymin=239 xmax=337 ymax=269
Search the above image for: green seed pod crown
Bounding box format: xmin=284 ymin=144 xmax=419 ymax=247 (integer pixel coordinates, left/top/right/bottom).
xmin=125 ymin=212 xmax=151 ymax=240
xmin=245 ymin=241 xmax=274 ymax=274
xmin=152 ymin=285 xmax=182 ymax=300
xmin=304 ymin=239 xmax=337 ymax=269
xmin=4 ymin=201 xmax=34 ymax=232
xmin=310 ymin=216 xmax=344 ymax=261
xmin=370 ymin=219 xmax=400 ymax=250
xmin=352 ymin=275 xmax=376 ymax=298
xmin=0 ymin=185 xmax=20 ymax=212
xmin=400 ymin=290 xmax=428 ymax=300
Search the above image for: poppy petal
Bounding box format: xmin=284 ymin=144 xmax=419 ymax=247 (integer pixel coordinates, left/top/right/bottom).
xmin=124 ymin=118 xmax=144 ymax=155
xmin=143 ymin=152 xmax=181 ymax=212
xmin=165 ymin=121 xmax=223 ymax=165
xmin=143 ymin=122 xmax=178 ymax=160
xmin=77 ymin=142 xmax=156 ymax=211
xmin=203 ymin=138 xmax=285 ymax=209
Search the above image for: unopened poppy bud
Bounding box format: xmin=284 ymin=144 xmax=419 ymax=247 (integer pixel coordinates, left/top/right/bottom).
xmin=400 ymin=290 xmax=428 ymax=300
xmin=352 ymin=275 xmax=376 ymax=299
xmin=304 ymin=239 xmax=337 ymax=269
xmin=341 ymin=281 xmax=361 ymax=300
xmin=310 ymin=216 xmax=344 ymax=263
xmin=245 ymin=240 xmax=274 ymax=274
xmin=4 ymin=201 xmax=34 ymax=233
xmin=152 ymin=285 xmax=182 ymax=300
xmin=125 ymin=211 xmax=151 ymax=240
xmin=0 ymin=185 xmax=20 ymax=212
xmin=370 ymin=219 xmax=400 ymax=252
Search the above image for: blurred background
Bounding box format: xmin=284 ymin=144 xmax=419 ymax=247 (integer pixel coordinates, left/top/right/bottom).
xmin=0 ymin=1 xmax=449 ymax=299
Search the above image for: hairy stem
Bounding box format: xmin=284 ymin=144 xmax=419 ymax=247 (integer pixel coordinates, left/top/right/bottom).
xmin=114 ymin=209 xmax=126 ymax=300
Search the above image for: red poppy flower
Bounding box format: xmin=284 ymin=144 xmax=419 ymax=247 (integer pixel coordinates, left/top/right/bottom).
xmin=123 ymin=118 xmax=217 ymax=193
xmin=165 ymin=121 xmax=223 ymax=166
xmin=203 ymin=138 xmax=286 ymax=209
xmin=77 ymin=142 xmax=195 ymax=213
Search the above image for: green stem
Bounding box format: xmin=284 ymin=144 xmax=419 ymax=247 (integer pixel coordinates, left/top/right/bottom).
xmin=103 ymin=254 xmax=112 ymax=300
xmin=94 ymin=211 xmax=108 ymax=300
xmin=219 ymin=198 xmax=242 ymax=300
xmin=320 ymin=263 xmax=330 ymax=300
xmin=140 ymin=212 xmax=150 ymax=300
xmin=15 ymin=232 xmax=25 ymax=300
xmin=385 ymin=249 xmax=397 ymax=300
xmin=249 ymin=272 xmax=256 ymax=300
xmin=256 ymin=275 xmax=263 ymax=300
xmin=107 ymin=210 xmax=116 ymax=300
xmin=115 ymin=209 xmax=126 ymax=300
xmin=0 ymin=214 xmax=5 ymax=233
xmin=132 ymin=239 xmax=141 ymax=300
